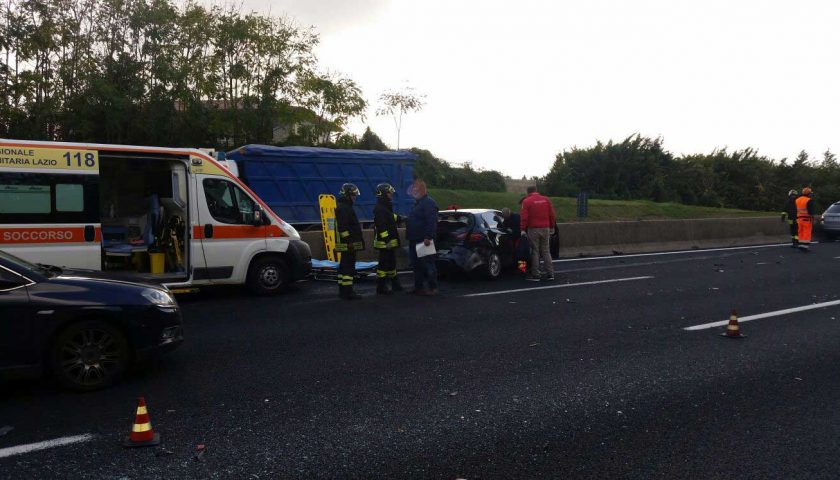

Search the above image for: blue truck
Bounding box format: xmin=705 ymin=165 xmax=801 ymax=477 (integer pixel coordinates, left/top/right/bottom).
xmin=222 ymin=145 xmax=418 ymax=226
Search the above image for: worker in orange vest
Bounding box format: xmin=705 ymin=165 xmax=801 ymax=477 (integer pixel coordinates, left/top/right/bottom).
xmin=795 ymin=187 xmax=816 ymax=252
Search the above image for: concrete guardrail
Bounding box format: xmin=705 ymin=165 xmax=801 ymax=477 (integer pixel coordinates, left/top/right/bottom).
xmin=300 ymin=216 xmax=790 ymax=269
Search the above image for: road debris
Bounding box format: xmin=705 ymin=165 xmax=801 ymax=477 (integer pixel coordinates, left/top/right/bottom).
xmin=529 ymin=342 xmax=540 ymax=347
xmin=194 ymin=444 xmax=206 ymax=461
xmin=449 ymin=391 xmax=459 ymax=397
xmin=155 ymin=448 xmax=175 ymax=457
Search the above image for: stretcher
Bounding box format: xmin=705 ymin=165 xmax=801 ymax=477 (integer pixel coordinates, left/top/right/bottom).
xmin=310 ymin=259 xmax=379 ymax=282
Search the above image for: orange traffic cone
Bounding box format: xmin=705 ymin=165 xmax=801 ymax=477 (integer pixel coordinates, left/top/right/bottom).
xmin=123 ymin=397 xmax=160 ymax=447
xmin=720 ymin=310 xmax=746 ymax=338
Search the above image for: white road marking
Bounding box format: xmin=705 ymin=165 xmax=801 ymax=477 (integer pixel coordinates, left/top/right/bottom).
xmin=553 ymin=243 xmax=790 ymax=263
xmin=463 ymin=276 xmax=654 ymax=297
xmin=0 ymin=434 xmax=95 ymax=459
xmin=684 ymin=300 xmax=840 ymax=331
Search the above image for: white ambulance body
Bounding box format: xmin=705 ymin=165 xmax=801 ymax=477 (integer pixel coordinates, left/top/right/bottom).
xmin=0 ymin=139 xmax=311 ymax=293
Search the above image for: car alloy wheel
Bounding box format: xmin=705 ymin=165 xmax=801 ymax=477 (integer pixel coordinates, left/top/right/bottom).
xmin=486 ymin=252 xmax=502 ymax=279
xmin=52 ymin=321 xmax=129 ymax=391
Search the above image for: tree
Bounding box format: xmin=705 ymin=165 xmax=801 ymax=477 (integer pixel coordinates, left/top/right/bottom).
xmin=0 ymin=0 xmax=361 ymax=149
xmin=356 ymin=126 xmax=388 ymax=150
xmin=297 ymin=70 xmax=366 ymax=144
xmin=376 ymin=85 xmax=425 ymax=150
xmin=822 ymin=149 xmax=837 ymax=169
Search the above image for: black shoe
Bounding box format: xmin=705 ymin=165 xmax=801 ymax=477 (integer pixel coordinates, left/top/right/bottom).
xmin=543 ymin=275 xmax=555 ymax=282
xmin=340 ymin=285 xmax=363 ymax=300
xmin=376 ymin=280 xmax=393 ymax=295
xmin=525 ymin=275 xmax=541 ymax=282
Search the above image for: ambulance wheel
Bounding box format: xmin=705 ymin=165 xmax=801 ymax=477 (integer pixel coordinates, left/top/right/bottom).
xmin=50 ymin=320 xmax=130 ymax=392
xmin=247 ymin=257 xmax=289 ymax=295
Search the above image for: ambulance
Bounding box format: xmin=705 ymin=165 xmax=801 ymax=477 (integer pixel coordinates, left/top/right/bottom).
xmin=0 ymin=139 xmax=311 ymax=294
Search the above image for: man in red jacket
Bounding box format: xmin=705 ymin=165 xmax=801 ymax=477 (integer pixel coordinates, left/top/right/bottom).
xmin=520 ymin=186 xmax=556 ymax=281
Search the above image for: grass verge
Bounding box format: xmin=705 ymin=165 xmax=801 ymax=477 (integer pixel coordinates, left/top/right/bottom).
xmin=428 ymin=188 xmax=775 ymax=222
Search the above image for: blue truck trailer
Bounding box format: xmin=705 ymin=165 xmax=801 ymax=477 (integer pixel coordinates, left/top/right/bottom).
xmin=223 ymin=145 xmax=418 ymax=225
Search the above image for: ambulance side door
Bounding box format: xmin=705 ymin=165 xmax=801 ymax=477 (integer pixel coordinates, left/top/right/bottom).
xmin=194 ymin=175 xmax=267 ymax=283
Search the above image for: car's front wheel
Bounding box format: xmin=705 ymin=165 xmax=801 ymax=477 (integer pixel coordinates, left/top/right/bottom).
xmin=50 ymin=320 xmax=130 ymax=391
xmin=484 ymin=252 xmax=502 ymax=280
xmin=247 ymin=256 xmax=290 ymax=295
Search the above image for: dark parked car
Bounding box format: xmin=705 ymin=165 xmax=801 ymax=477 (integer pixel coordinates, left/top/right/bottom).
xmin=0 ymin=250 xmax=183 ymax=391
xmin=435 ymin=209 xmax=558 ymax=279
xmin=820 ymin=202 xmax=840 ymax=240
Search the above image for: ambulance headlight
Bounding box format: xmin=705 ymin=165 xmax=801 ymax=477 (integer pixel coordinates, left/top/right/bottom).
xmin=142 ymin=288 xmax=176 ymax=307
xmin=280 ymin=220 xmax=299 ymax=238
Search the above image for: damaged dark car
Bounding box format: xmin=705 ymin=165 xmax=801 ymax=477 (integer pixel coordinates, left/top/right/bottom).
xmin=436 ymin=208 xmax=560 ymax=279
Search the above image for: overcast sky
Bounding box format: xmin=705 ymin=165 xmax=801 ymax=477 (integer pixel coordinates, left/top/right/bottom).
xmin=204 ymin=0 xmax=840 ymax=177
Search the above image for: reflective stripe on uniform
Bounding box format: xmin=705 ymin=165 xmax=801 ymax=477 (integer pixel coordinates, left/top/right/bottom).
xmin=374 ymin=239 xmax=399 ymax=249
xmin=379 ymin=231 xmax=390 ymax=238
xmin=340 ymin=231 xmax=350 ymax=238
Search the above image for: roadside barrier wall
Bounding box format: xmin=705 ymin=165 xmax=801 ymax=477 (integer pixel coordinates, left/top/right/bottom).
xmin=299 ymin=216 xmax=790 ymax=269
xmin=554 ymin=216 xmax=789 ymax=257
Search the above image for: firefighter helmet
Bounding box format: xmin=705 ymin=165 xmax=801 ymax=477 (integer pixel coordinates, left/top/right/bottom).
xmin=788 ymin=189 xmax=798 ymax=196
xmin=375 ymin=183 xmax=396 ymax=197
xmin=340 ymin=183 xmax=360 ymax=198
xmin=803 ymin=187 xmax=813 ymax=195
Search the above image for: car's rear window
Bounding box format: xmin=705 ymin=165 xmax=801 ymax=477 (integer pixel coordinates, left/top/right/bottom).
xmin=437 ymin=213 xmax=474 ymax=243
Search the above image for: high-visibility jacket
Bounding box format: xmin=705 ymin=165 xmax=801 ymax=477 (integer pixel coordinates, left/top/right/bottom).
xmin=795 ymin=195 xmax=815 ymax=220
xmin=334 ymin=196 xmax=364 ymax=252
xmin=373 ymin=197 xmax=400 ymax=250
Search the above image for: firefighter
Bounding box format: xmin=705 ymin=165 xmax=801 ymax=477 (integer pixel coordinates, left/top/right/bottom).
xmin=373 ymin=183 xmax=402 ymax=294
xmin=781 ymin=189 xmax=799 ymax=247
xmin=796 ymin=187 xmax=816 ymax=252
xmin=334 ymin=183 xmax=364 ymax=299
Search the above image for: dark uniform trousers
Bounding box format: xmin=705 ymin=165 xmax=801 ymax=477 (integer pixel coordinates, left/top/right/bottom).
xmin=377 ymin=249 xmax=397 ymax=279
xmin=789 ymin=219 xmax=799 ymax=245
xmin=338 ymin=250 xmax=356 ymax=288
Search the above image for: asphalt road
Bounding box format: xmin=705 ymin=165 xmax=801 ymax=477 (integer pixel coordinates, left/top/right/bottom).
xmin=2 ymin=242 xmax=840 ymax=479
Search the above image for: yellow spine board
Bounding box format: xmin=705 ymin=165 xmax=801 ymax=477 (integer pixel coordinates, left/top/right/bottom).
xmin=318 ymin=194 xmax=338 ymax=262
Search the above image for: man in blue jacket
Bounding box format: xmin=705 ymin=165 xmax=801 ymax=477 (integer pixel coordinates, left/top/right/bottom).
xmin=406 ymin=179 xmax=439 ymax=295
